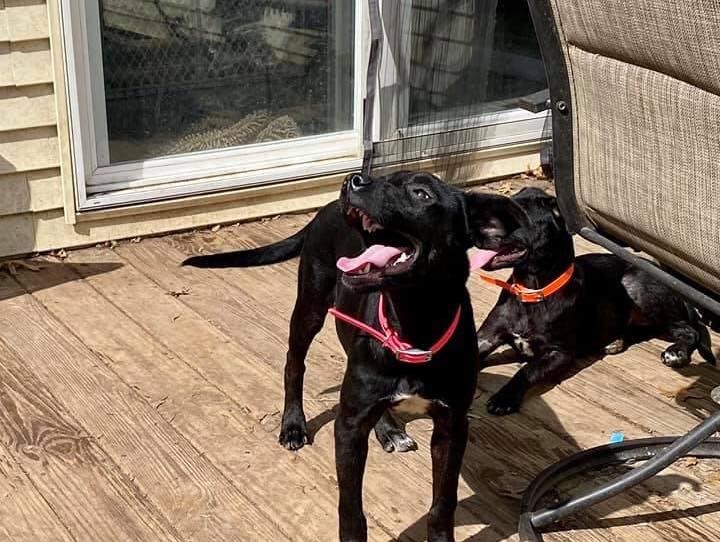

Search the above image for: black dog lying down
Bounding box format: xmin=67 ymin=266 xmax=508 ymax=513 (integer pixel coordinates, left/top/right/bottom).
xmin=184 ymin=171 xmax=525 ymax=541
xmin=476 ymin=187 xmax=716 ymax=416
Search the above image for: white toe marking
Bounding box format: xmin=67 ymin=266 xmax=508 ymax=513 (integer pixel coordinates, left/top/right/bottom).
xmin=512 ymin=334 xmax=533 ymax=357
xmin=663 ymin=351 xmax=683 ymax=365
xmin=478 ymin=339 xmax=493 ymax=350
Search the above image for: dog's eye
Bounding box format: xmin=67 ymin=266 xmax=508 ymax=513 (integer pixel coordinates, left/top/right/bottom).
xmin=412 ymin=188 xmax=432 ymax=200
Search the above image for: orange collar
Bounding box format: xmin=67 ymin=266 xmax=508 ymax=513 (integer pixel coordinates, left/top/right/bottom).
xmin=478 ymin=264 xmax=575 ymax=303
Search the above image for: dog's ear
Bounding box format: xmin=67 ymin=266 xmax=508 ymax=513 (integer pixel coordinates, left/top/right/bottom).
xmin=463 ymin=192 xmax=528 ymax=247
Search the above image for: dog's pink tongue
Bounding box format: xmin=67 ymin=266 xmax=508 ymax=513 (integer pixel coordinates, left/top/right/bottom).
xmin=468 ymin=248 xmax=498 ymax=271
xmin=337 ymin=245 xmax=404 ymax=273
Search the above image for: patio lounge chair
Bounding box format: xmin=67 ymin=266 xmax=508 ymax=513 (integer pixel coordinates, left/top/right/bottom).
xmin=519 ymin=1 xmax=720 ymax=539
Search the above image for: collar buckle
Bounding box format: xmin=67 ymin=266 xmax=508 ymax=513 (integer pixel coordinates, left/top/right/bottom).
xmin=511 ymin=283 xmax=545 ymax=302
xmin=521 ymin=289 xmax=545 ymax=303
xmin=395 ymin=348 xmax=433 ymax=364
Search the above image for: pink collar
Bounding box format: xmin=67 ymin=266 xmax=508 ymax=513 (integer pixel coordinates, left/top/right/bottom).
xmin=328 ymin=293 xmax=461 ymax=364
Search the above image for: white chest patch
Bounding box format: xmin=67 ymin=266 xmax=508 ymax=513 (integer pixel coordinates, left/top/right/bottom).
xmin=512 ymin=334 xmax=534 ymax=357
xmin=391 ymin=393 xmax=433 ymax=415
xmin=477 ymin=339 xmax=493 ymax=350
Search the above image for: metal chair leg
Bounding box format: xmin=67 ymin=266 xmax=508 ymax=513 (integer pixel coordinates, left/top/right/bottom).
xmin=519 ymin=393 xmax=720 ymax=541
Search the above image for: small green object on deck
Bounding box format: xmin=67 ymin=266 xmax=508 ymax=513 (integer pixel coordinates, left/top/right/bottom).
xmin=609 ymin=431 xmax=625 ymax=443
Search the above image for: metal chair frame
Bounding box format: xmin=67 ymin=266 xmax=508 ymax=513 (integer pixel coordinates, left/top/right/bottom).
xmin=519 ymin=1 xmax=720 ymax=539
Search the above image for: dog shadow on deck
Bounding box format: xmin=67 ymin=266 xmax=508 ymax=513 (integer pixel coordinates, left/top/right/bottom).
xmin=392 ymin=349 xmax=720 ymax=542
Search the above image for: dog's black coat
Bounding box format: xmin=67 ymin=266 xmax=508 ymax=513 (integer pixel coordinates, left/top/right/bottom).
xmin=476 ymin=187 xmax=716 ymax=416
xmin=184 ymin=171 xmax=525 ymax=541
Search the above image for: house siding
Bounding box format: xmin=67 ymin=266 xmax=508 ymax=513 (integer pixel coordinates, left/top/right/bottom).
xmin=0 ymin=0 xmax=64 ymax=257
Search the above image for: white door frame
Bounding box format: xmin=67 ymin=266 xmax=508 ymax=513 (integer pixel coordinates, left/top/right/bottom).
xmin=60 ymin=0 xmax=365 ymax=211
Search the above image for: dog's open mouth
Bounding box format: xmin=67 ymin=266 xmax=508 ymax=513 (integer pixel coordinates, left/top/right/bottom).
xmin=337 ymin=206 xmax=419 ymax=286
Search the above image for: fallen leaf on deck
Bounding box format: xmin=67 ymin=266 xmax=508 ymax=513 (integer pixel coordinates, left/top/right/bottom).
xmin=531 ymin=166 xmax=548 ymax=180
xmin=167 ymin=288 xmax=191 ymax=298
xmin=677 ymin=457 xmax=699 ymax=468
xmin=495 ymin=182 xmax=514 ymax=195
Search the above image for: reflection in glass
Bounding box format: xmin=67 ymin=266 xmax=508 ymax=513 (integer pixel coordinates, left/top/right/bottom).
xmin=98 ymin=0 xmax=355 ymax=163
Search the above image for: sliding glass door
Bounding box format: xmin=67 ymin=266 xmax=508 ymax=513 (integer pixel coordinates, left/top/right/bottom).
xmin=63 ymin=0 xmax=361 ymax=209
xmin=62 ymin=1 xmax=547 ymax=210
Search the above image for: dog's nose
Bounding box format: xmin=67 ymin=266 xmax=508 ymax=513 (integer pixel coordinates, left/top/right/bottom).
xmin=349 ymin=174 xmax=372 ymax=191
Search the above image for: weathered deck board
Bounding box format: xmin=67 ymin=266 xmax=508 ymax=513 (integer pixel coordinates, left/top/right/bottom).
xmin=1 ymin=201 xmax=719 ymax=541
xmin=0 ymin=307 xmax=182 ymax=541
xmin=14 ymin=251 xmax=375 ymax=542
xmin=0 ymin=273 xmax=289 ymax=542
xmin=0 ymin=442 xmax=75 ymax=541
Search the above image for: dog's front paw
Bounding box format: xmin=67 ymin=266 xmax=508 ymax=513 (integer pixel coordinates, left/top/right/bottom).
xmin=486 ymin=388 xmax=523 ymax=416
xmin=661 ymin=346 xmax=690 ymax=369
xmin=375 ymin=427 xmax=418 ymax=453
xmin=279 ymin=421 xmax=309 ymax=451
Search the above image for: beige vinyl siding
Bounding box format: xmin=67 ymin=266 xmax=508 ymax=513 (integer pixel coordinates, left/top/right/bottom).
xmin=0 ymin=0 xmax=65 ymax=257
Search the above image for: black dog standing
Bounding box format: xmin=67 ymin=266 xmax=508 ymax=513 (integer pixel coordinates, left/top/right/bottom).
xmin=475 ymin=187 xmax=716 ymax=416
xmin=185 ymin=171 xmax=526 ymax=541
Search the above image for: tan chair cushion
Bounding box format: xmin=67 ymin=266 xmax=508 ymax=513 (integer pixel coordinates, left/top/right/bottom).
xmin=557 ymin=1 xmax=720 ymax=96
xmin=549 ymin=0 xmax=720 ymax=292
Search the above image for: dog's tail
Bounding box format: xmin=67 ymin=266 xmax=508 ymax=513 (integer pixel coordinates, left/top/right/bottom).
xmin=182 ymin=224 xmax=307 ymax=268
xmin=697 ymin=307 xmax=720 ymax=333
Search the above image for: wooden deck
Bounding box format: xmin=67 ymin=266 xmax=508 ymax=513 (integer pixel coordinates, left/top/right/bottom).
xmin=1 ymin=196 xmax=720 ymax=541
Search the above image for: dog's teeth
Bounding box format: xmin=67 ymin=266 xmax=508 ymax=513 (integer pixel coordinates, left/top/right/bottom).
xmin=397 ymin=252 xmax=410 ymax=264
xmin=362 ymin=263 xmax=371 ymax=273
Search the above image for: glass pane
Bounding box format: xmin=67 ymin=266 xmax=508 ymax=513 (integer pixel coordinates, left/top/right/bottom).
xmin=97 ymin=0 xmax=355 ymax=164
xmin=379 ymin=0 xmax=547 ymax=138
xmin=407 ymin=0 xmax=546 ymax=127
